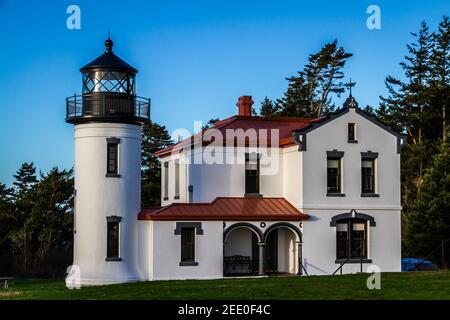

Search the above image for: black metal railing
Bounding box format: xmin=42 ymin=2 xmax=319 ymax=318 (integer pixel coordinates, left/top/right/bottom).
xmin=224 ymin=256 xmax=258 ymax=276
xmin=66 ymin=93 xmax=150 ymax=122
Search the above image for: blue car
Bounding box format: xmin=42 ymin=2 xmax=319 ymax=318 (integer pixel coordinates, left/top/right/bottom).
xmin=401 ymin=258 xmax=439 ymax=271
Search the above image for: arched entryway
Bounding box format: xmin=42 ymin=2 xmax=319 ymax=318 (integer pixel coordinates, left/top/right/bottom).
xmin=263 ymin=223 xmax=303 ymax=275
xmin=223 ymin=223 xmax=263 ymax=276
xmin=223 ymin=222 xmax=304 ymax=276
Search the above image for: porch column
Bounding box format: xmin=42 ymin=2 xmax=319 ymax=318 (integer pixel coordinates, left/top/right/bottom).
xmin=258 ymin=242 xmax=266 ymax=276
xmin=296 ymin=241 xmax=303 ymax=275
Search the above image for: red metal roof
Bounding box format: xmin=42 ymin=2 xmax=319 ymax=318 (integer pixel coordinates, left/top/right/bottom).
xmin=138 ymin=197 xmax=309 ymax=221
xmin=155 ymin=115 xmax=322 ymax=158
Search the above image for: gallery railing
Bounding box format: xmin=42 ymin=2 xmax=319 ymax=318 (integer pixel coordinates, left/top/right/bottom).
xmin=66 ymin=93 xmax=150 ymax=122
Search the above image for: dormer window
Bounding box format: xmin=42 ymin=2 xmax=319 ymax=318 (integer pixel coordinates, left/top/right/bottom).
xmin=348 ymin=123 xmax=357 ymax=143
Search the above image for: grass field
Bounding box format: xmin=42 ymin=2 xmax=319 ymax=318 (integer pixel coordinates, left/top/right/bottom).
xmin=1 ymin=271 xmax=449 ymax=300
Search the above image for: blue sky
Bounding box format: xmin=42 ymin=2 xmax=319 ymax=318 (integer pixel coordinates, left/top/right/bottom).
xmin=0 ymin=0 xmax=448 ymax=185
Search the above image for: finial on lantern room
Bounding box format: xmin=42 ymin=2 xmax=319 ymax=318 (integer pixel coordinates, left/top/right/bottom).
xmin=105 ymin=30 xmax=113 ymax=53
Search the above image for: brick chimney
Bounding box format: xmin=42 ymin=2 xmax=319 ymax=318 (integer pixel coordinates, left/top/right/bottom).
xmin=237 ymin=95 xmax=254 ymax=116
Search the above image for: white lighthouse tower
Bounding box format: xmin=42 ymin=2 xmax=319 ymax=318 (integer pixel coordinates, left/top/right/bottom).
xmin=65 ymin=38 xmax=150 ymax=286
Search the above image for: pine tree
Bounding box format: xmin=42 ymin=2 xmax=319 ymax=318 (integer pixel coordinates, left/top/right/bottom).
xmin=259 ymin=97 xmax=279 ymax=116
xmin=12 ymin=162 xmax=37 ymax=200
xmin=141 ymin=121 xmax=173 ymax=208
xmin=30 ymin=168 xmax=74 ymax=275
xmin=380 ymin=21 xmax=433 ymax=145
xmin=277 ymin=40 xmax=352 ymax=118
xmin=379 ymin=18 xmax=450 ymax=257
xmin=430 ymin=16 xmax=450 ymax=141
xmin=0 ymin=183 xmax=14 ymax=274
xmin=202 ymin=118 xmax=220 ymax=130
xmin=405 ymin=137 xmax=450 ymax=259
xmin=276 ymin=72 xmax=311 ymax=117
xmin=9 ymin=162 xmax=38 ymax=274
xmin=0 ymin=183 xmax=14 ymax=244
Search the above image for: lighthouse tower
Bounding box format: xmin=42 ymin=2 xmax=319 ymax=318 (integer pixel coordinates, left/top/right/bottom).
xmin=65 ymin=39 xmax=150 ymax=285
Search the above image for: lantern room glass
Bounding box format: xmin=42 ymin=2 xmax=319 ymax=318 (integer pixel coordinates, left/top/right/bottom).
xmin=82 ymin=71 xmax=135 ymax=95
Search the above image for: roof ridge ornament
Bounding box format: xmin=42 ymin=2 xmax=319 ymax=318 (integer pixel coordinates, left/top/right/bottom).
xmin=343 ymin=78 xmax=358 ymax=109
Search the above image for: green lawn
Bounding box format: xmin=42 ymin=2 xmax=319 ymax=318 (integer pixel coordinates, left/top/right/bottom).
xmin=1 ymin=271 xmax=449 ymax=300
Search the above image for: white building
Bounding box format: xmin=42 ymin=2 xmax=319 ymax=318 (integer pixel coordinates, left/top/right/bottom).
xmin=66 ymin=40 xmax=406 ymax=286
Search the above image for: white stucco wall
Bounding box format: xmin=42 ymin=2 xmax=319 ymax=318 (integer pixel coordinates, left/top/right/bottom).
xmin=162 ymin=147 xmax=285 ymax=204
xmin=150 ymin=221 xmax=224 ymax=280
xmin=160 ymin=153 xmax=189 ymax=206
xmin=302 ymin=107 xmax=401 ymax=210
xmin=282 ymin=146 xmax=303 ymax=208
xmin=277 ymin=228 xmax=297 ymax=273
xmin=302 ymin=209 xmax=401 ymax=274
xmin=72 ymin=123 xmax=144 ymax=285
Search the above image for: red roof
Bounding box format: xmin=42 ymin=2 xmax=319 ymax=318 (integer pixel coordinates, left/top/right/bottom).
xmin=155 ymin=115 xmax=322 ymax=158
xmin=138 ymin=197 xmax=309 ymax=221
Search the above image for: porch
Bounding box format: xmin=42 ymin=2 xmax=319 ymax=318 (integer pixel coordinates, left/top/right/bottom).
xmin=223 ymin=222 xmax=304 ymax=277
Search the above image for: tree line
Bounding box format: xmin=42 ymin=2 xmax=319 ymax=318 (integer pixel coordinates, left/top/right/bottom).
xmin=0 ymin=17 xmax=448 ymax=277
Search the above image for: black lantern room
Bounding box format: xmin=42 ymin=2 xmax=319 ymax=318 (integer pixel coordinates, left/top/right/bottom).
xmin=66 ymin=38 xmax=150 ymax=124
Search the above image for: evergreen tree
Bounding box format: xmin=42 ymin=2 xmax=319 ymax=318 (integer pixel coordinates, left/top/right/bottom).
xmin=430 ymin=16 xmax=450 ymax=141
xmin=9 ymin=162 xmax=38 ymax=274
xmin=202 ymin=118 xmax=220 ymax=130
xmin=141 ymin=121 xmax=173 ymax=208
xmin=0 ymin=183 xmax=14 ymax=242
xmin=31 ymin=168 xmax=74 ymax=274
xmin=259 ymin=97 xmax=279 ymax=116
xmin=378 ymin=18 xmax=450 ymax=257
xmin=277 ymin=40 xmax=352 ymax=118
xmin=0 ymin=183 xmax=14 ymax=274
xmin=380 ymin=22 xmax=434 ymax=145
xmin=12 ymin=162 xmax=37 ymax=200
xmin=405 ymin=137 xmax=450 ymax=259
xmin=276 ymin=72 xmax=311 ymax=117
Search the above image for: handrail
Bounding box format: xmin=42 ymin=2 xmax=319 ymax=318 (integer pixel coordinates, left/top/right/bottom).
xmin=332 ymin=244 xmax=365 ymax=275
xmin=65 ymin=93 xmax=150 ymax=121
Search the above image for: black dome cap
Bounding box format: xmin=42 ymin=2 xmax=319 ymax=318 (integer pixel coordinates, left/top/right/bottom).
xmin=80 ymin=39 xmax=138 ymax=74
